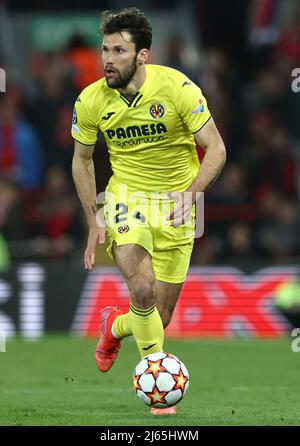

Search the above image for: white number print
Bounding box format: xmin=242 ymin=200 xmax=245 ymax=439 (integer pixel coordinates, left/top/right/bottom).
xmin=0 ymin=68 xmax=6 ymax=92
xmin=291 ymin=328 xmax=300 ymax=352
xmin=291 ymin=68 xmax=300 ymax=93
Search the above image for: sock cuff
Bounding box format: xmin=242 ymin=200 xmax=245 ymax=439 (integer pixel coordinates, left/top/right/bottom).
xmin=111 ymin=321 xmax=122 ymax=339
xmin=130 ymin=303 xmax=156 ymax=317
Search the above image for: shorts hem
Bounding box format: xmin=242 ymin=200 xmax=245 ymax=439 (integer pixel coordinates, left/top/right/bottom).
xmin=154 ymin=272 xmax=187 ymax=284
xmin=107 ymin=237 xmax=153 ymax=259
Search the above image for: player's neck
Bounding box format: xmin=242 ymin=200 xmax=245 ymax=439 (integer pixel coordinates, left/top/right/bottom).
xmin=118 ymin=64 xmax=146 ymax=101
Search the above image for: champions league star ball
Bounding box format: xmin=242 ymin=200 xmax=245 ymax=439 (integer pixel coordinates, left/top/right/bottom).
xmin=133 ymin=352 xmax=189 ymax=408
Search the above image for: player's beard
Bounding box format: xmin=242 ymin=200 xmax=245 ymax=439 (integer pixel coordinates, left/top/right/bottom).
xmin=105 ymin=56 xmax=138 ymax=89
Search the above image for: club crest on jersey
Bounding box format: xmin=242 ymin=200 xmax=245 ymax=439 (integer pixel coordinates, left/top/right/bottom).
xmin=191 ymin=99 xmax=204 ymax=114
xmin=118 ymin=225 xmax=130 ymax=233
xmin=150 ymin=103 xmax=165 ymax=119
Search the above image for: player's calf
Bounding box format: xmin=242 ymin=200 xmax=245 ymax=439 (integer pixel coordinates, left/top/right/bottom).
xmin=157 ymin=307 xmax=173 ymax=329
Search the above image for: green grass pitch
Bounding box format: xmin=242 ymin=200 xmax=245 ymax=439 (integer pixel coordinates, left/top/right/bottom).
xmin=0 ymin=336 xmax=299 ymax=426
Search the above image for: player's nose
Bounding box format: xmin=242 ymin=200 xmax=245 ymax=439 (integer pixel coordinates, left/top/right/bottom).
xmin=105 ymin=52 xmax=115 ymax=64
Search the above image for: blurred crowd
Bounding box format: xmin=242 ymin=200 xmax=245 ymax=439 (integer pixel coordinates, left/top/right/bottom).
xmin=0 ymin=1 xmax=300 ymax=267
xmin=192 ymin=2 xmax=300 ymax=266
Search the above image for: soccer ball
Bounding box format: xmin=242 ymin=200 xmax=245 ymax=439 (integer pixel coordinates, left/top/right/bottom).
xmin=133 ymin=352 xmax=189 ymax=408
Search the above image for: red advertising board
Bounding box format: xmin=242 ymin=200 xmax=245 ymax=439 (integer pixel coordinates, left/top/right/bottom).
xmin=72 ymin=267 xmax=295 ymax=338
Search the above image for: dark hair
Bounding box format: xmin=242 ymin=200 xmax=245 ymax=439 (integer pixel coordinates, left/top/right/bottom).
xmin=100 ymin=7 xmax=152 ymax=52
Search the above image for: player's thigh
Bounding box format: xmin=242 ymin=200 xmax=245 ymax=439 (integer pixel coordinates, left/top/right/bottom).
xmin=112 ymin=242 xmax=154 ymax=281
xmin=112 ymin=242 xmax=156 ymax=308
xmin=155 ymin=280 xmax=183 ymax=328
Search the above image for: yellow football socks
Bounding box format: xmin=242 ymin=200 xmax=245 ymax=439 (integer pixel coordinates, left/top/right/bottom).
xmin=112 ymin=303 xmax=164 ymax=358
xmin=129 ymin=304 xmax=164 ymax=358
xmin=112 ymin=313 xmax=132 ymax=339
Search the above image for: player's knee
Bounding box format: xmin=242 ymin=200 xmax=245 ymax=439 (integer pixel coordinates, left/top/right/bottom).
xmin=130 ymin=278 xmax=155 ymax=309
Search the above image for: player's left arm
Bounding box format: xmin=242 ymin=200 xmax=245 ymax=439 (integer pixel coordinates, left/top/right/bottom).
xmin=189 ymin=117 xmax=226 ymax=198
xmin=168 ymin=118 xmax=226 ymax=226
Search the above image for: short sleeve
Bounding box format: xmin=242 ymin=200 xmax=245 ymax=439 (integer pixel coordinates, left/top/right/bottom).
xmin=71 ymin=96 xmax=98 ymax=145
xmin=176 ymin=79 xmax=211 ymax=134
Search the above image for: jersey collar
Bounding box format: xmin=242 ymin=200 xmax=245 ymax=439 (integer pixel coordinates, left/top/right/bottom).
xmin=118 ymin=65 xmax=150 ymax=108
xmin=119 ymin=91 xmax=143 ymax=108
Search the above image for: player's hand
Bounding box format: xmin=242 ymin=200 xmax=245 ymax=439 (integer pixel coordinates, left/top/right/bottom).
xmin=166 ymin=191 xmax=193 ymax=227
xmin=84 ymin=225 xmax=106 ymax=270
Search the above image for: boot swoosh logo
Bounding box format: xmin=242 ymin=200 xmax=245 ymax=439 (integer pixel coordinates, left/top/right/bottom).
xmin=142 ymin=343 xmax=157 ymax=351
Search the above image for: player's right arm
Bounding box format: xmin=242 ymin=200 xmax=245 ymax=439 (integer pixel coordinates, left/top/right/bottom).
xmin=71 ymin=91 xmax=105 ymax=270
xmin=72 ymin=140 xmax=105 ymax=270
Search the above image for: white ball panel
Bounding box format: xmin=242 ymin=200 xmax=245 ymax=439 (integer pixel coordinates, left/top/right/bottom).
xmin=136 ymin=390 xmax=151 ymax=406
xmin=146 ymin=352 xmax=166 ymax=361
xmin=152 ymin=402 xmax=168 ymax=409
xmin=162 ymin=357 xmax=180 ymax=374
xmin=165 ymin=389 xmax=182 ymax=406
xmin=167 ymin=353 xmax=180 ymax=362
xmin=139 ymin=373 xmax=155 ymax=393
xmin=183 ymin=378 xmax=190 ymax=396
xmin=180 ymin=361 xmax=189 ymax=379
xmin=156 ymin=372 xmax=175 ymax=392
xmin=135 ymin=359 xmax=148 ymax=375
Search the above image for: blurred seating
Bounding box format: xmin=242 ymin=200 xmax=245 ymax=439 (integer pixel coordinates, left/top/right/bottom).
xmin=0 ymin=1 xmax=299 ymax=265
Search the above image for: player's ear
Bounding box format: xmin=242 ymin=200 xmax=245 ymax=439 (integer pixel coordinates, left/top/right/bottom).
xmin=137 ymin=48 xmax=149 ymax=65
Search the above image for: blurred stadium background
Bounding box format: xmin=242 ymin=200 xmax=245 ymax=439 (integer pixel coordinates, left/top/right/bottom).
xmin=0 ymin=0 xmax=300 ymax=343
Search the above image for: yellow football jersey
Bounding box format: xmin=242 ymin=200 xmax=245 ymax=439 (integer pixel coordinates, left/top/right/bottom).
xmin=71 ymin=64 xmax=211 ymax=193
